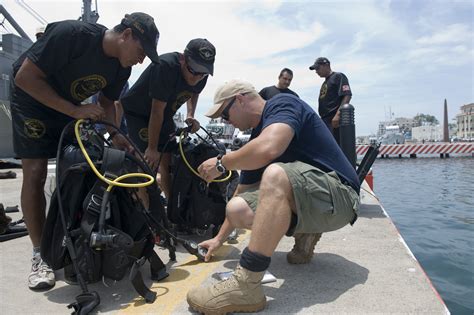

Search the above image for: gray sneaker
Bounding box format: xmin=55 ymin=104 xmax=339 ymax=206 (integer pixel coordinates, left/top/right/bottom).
xmin=28 ymin=255 xmax=55 ymax=290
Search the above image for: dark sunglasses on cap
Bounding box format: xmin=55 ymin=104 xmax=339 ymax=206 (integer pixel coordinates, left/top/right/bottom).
xmin=186 ymin=64 xmax=208 ymax=77
xmin=221 ymin=97 xmax=236 ymax=121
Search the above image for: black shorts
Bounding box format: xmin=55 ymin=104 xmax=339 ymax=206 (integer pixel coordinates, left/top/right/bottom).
xmin=11 ymin=99 xmax=73 ymax=159
xmin=124 ymin=112 xmax=177 ymax=153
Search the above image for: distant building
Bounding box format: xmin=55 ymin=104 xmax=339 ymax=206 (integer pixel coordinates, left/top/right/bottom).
xmin=377 ymin=117 xmax=416 ymax=137
xmin=412 ymin=125 xmax=442 ymax=142
xmin=455 ymin=103 xmax=474 ymax=140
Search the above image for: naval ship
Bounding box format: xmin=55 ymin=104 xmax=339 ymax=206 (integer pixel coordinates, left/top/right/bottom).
xmin=0 ymin=5 xmax=33 ymax=158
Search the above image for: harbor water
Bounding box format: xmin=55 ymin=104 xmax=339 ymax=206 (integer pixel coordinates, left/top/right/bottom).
xmin=372 ymin=157 xmax=474 ymax=315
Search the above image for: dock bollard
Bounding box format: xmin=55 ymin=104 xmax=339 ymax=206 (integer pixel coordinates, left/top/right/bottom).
xmin=339 ymin=103 xmax=356 ymax=168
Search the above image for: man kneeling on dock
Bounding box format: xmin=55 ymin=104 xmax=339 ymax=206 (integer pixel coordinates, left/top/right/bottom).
xmin=187 ymin=79 xmax=360 ymax=314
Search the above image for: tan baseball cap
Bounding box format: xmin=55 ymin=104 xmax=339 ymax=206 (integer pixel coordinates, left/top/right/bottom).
xmin=205 ymin=79 xmax=256 ymax=118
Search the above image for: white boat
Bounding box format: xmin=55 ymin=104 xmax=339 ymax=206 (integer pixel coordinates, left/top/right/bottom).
xmin=232 ymin=129 xmax=251 ymax=150
xmin=205 ymin=118 xmax=235 ymax=149
xmin=379 ymin=125 xmax=405 ymax=145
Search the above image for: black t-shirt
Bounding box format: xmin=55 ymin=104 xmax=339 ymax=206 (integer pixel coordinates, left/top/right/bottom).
xmin=12 ymin=20 xmax=131 ymax=106
xmin=121 ymin=52 xmax=208 ymax=120
xmin=318 ymin=72 xmax=351 ymax=119
xmin=258 ymin=85 xmax=299 ymax=101
xmin=240 ymin=94 xmax=360 ymax=193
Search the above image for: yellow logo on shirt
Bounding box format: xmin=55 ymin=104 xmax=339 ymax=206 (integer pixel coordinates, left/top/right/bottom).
xmin=319 ymin=82 xmax=327 ymax=100
xmin=24 ymin=118 xmax=46 ymax=139
xmin=171 ymin=91 xmax=192 ymax=112
xmin=70 ymin=75 xmax=107 ymax=101
xmin=139 ymin=128 xmax=149 ymax=142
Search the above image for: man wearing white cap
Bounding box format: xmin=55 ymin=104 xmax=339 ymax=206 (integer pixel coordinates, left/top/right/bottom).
xmin=186 ymin=79 xmax=360 ymax=314
xmin=35 ymin=26 xmax=45 ymax=40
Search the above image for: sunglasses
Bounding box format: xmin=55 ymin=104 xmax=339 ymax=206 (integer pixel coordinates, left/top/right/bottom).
xmin=186 ymin=64 xmax=208 ymax=77
xmin=221 ymin=97 xmax=236 ymax=121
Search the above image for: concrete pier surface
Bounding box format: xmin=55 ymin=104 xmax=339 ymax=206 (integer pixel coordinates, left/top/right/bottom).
xmin=0 ymin=165 xmax=449 ymax=314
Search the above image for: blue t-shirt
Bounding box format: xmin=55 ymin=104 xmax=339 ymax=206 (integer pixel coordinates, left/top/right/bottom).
xmin=240 ymin=94 xmax=360 ymax=193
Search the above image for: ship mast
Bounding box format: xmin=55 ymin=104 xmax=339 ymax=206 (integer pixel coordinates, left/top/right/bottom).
xmin=80 ymin=0 xmax=99 ymax=23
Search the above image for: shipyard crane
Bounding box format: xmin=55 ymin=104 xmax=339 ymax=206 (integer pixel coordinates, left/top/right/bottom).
xmin=15 ymin=0 xmax=48 ymax=25
xmin=0 ymin=4 xmax=32 ymax=41
xmin=80 ymin=0 xmax=99 ymax=23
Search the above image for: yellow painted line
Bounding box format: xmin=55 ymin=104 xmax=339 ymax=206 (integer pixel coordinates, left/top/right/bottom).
xmin=119 ymin=230 xmax=250 ymax=314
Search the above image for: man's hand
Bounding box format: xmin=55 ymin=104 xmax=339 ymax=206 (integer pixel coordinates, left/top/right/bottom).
xmin=144 ymin=146 xmax=161 ymax=171
xmin=198 ymin=237 xmax=224 ymax=262
xmin=112 ymin=133 xmax=134 ymax=153
xmin=332 ymin=111 xmax=340 ymax=129
xmin=198 ymin=157 xmax=220 ymax=182
xmin=70 ymin=103 xmax=105 ymax=121
xmin=185 ymin=117 xmax=201 ymax=133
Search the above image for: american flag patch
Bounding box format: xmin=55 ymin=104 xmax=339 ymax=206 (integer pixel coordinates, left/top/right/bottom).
xmin=342 ymin=85 xmax=351 ymax=92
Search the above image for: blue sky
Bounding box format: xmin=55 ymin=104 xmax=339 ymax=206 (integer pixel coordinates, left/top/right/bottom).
xmin=2 ymin=0 xmax=473 ymax=135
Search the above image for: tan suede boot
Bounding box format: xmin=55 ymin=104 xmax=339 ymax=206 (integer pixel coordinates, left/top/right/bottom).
xmin=187 ymin=265 xmax=266 ymax=315
xmin=286 ymin=233 xmax=322 ymax=264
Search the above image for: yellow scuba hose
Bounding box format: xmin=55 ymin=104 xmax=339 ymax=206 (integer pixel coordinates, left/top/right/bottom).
xmin=178 ymin=131 xmax=232 ymax=183
xmin=74 ymin=119 xmax=155 ymax=192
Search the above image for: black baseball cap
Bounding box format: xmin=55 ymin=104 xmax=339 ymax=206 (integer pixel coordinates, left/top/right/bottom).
xmin=121 ymin=12 xmax=160 ymax=63
xmin=184 ymin=38 xmax=216 ymax=75
xmin=309 ymin=57 xmax=330 ymax=70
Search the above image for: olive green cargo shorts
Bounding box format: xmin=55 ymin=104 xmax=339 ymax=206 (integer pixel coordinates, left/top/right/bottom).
xmin=237 ymin=161 xmax=360 ymax=234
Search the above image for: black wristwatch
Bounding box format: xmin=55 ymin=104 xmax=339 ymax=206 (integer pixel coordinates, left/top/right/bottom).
xmin=216 ymin=154 xmax=227 ymax=173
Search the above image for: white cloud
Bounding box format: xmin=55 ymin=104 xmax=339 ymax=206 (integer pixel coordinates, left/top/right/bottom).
xmin=416 ymin=23 xmax=471 ymax=45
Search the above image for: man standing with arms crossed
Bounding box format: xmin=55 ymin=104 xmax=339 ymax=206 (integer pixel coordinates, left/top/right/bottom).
xmin=11 ymin=12 xmax=160 ymax=290
xmin=310 ymin=57 xmax=352 ymax=144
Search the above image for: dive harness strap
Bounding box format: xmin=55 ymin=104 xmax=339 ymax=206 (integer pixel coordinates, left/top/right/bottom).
xmin=129 ymin=245 xmax=168 ymax=303
xmin=81 ymin=147 xmax=126 ymax=238
xmin=130 ymin=257 xmax=156 ymax=303
xmin=80 ymin=147 xmax=164 ymax=301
